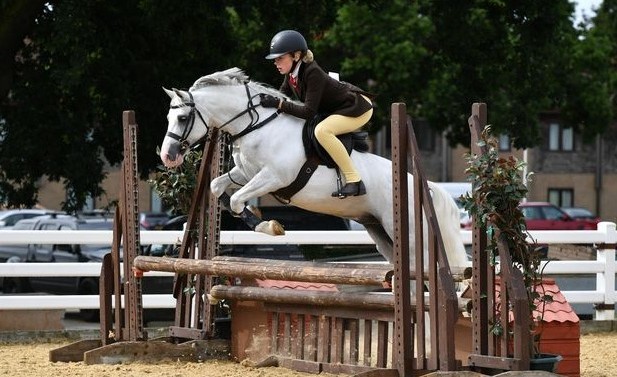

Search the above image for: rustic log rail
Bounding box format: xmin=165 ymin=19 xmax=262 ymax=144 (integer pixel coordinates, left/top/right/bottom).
xmin=134 ymin=255 xmax=392 ymax=287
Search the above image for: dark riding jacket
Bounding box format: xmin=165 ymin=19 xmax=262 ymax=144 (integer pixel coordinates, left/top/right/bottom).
xmin=279 ymin=61 xmax=373 ymax=120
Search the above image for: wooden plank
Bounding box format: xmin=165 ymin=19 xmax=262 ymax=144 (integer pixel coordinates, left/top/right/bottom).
xmin=277 ymin=357 xmax=322 ymax=374
xmin=271 ymin=311 xmax=280 ymax=353
xmin=83 ymin=339 xmax=229 ymax=365
xmin=376 ymin=320 xmax=389 ymax=368
xmin=317 ymin=316 xmax=330 ymax=363
xmin=264 ymin=302 xmax=395 ymax=322
xmin=307 ymin=315 xmax=318 ymax=361
xmin=331 ymin=317 xmax=344 ymax=363
xmin=293 ymin=314 xmax=305 ymax=359
xmin=168 ymin=326 xmax=208 ymax=340
xmin=49 ymin=339 xmax=102 ymax=362
xmin=363 ymin=319 xmax=373 ymax=366
xmin=349 ymin=318 xmax=360 ymax=364
xmin=99 ymin=253 xmax=114 ymax=345
xmin=468 ymin=353 xmax=524 ymax=371
xmin=283 ymin=312 xmax=292 ymax=356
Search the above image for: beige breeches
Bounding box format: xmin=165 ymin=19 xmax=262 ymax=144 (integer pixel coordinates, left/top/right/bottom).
xmin=314 ymin=96 xmax=373 ymax=183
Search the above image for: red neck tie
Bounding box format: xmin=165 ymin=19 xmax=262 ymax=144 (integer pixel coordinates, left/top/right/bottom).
xmin=289 ymin=75 xmax=298 ymax=90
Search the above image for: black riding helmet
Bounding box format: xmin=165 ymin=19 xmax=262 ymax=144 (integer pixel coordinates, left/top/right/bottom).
xmin=265 ymin=30 xmax=308 ymax=59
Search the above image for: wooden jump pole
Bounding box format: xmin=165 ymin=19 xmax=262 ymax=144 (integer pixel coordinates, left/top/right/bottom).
xmin=210 ymin=286 xmax=395 ymax=310
xmin=134 ymin=255 xmax=392 ymax=286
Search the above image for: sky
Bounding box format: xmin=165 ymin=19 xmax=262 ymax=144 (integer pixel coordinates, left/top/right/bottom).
xmin=574 ymin=0 xmax=602 ymax=24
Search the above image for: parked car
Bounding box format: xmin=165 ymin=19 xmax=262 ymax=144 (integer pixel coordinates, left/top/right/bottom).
xmin=3 ymin=215 xmax=173 ymax=321
xmin=562 ymin=207 xmax=601 ymax=222
xmin=519 ymin=202 xmax=600 ymax=230
xmin=0 ymin=209 xmax=62 ymax=230
xmin=139 ymin=212 xmax=170 ymax=230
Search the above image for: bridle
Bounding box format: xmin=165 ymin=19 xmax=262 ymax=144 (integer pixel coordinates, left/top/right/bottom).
xmin=166 ymin=91 xmax=208 ymax=152
xmin=166 ymin=84 xmax=281 ymax=152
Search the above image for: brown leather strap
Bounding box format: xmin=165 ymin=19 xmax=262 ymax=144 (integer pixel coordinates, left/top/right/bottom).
xmin=273 ymin=155 xmax=320 ymax=201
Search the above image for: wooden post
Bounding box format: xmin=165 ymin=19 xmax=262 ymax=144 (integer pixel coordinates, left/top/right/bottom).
xmin=468 ymin=103 xmax=491 ymax=358
xmin=391 ymin=103 xmax=413 ymax=375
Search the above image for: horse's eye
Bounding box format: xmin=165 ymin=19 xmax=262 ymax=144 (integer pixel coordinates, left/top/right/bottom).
xmin=178 ymin=115 xmax=188 ymax=122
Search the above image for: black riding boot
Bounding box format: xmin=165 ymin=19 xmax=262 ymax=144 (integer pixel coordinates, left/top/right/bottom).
xmin=332 ymin=180 xmax=366 ymax=198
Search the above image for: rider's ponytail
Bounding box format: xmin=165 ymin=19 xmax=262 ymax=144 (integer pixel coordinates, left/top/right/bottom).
xmin=303 ymin=49 xmax=314 ymax=64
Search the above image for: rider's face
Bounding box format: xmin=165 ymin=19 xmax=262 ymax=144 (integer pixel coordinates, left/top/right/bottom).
xmin=273 ymin=53 xmax=295 ymax=75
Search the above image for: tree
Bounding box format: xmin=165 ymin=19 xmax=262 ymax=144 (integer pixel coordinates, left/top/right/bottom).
xmin=570 ymin=0 xmax=616 ymax=137
xmin=320 ymin=0 xmax=608 ymax=149
xmin=0 ymin=0 xmax=48 ymax=99
xmin=1 ymin=1 xmax=614 ymax=211
xmin=1 ymin=1 xmax=239 ymax=211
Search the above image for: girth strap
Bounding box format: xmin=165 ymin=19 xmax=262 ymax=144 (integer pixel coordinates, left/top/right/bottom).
xmin=273 ymin=155 xmax=320 ymax=201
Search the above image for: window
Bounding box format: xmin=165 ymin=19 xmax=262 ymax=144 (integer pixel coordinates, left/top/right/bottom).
xmin=548 ymin=188 xmax=573 ymax=208
xmin=548 ymin=122 xmax=573 ymax=151
xmin=521 ymin=206 xmax=541 ymax=220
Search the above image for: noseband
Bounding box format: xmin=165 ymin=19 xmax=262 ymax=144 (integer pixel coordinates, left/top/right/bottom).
xmin=166 ymin=84 xmax=281 ymax=151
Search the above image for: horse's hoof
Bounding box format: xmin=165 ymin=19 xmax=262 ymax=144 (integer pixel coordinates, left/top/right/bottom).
xmin=255 ymin=220 xmax=285 ymax=236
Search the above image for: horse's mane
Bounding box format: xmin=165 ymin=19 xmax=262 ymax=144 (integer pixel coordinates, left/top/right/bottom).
xmin=189 ymin=67 xmax=288 ymax=99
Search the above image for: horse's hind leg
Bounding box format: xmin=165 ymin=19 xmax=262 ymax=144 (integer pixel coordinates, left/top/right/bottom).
xmin=363 ymin=223 xmax=394 ymax=263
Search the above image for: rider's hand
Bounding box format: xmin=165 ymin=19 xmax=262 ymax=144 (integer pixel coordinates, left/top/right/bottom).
xmin=260 ymin=93 xmax=280 ymax=108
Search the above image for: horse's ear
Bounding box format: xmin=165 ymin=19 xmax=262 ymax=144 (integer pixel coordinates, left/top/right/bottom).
xmin=163 ymin=87 xmax=175 ymax=99
xmin=171 ymin=88 xmax=192 ymax=102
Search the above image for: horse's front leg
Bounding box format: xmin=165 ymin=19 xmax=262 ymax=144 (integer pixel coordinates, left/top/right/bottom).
xmin=230 ymin=169 xmax=287 ymax=236
xmin=210 ymin=166 xmax=247 ymax=198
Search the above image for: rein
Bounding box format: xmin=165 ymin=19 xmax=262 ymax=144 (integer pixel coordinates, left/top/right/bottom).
xmin=166 ymin=84 xmax=281 ymax=150
xmin=227 ymin=84 xmax=281 ymax=143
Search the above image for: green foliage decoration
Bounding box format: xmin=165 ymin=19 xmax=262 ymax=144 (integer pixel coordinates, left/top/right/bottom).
xmin=461 ymin=125 xmax=552 ymax=356
xmin=148 ymin=148 xmax=201 ymax=216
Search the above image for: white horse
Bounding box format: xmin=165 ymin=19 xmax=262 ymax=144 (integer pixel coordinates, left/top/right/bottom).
xmin=159 ymin=67 xmax=467 ymax=273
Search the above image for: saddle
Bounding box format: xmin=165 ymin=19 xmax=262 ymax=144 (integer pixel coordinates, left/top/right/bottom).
xmin=302 ymin=113 xmax=369 ymax=168
xmin=274 ymin=114 xmax=369 ymax=200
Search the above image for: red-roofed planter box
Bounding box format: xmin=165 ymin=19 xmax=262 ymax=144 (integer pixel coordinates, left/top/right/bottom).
xmin=533 ymin=279 xmax=580 ymax=377
xmin=483 ymin=278 xmax=580 ymax=375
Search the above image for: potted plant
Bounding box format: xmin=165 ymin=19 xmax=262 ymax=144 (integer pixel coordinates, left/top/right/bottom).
xmin=461 ymin=126 xmax=561 ymax=371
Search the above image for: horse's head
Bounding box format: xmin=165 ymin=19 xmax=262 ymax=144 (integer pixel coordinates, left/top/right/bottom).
xmin=160 ymin=67 xmax=287 ymax=168
xmin=160 ymin=87 xmax=209 ymax=168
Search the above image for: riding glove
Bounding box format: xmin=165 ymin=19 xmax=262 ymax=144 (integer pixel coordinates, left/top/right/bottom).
xmin=260 ymin=94 xmax=280 ymax=108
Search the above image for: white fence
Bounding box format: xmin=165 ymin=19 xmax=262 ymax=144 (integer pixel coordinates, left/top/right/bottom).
xmin=0 ymin=222 xmax=616 ymax=320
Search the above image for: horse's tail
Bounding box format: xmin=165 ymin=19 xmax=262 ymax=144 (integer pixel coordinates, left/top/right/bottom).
xmin=427 ymin=182 xmax=468 ymax=270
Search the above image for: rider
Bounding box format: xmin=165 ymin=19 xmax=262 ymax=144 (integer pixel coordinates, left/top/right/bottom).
xmin=260 ymin=30 xmax=374 ymax=198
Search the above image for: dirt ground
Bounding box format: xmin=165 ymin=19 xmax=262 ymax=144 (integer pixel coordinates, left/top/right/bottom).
xmin=0 ymin=332 xmax=614 ymax=376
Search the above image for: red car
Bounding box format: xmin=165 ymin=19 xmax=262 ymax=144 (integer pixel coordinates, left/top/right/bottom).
xmin=519 ymin=202 xmax=600 ymax=230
